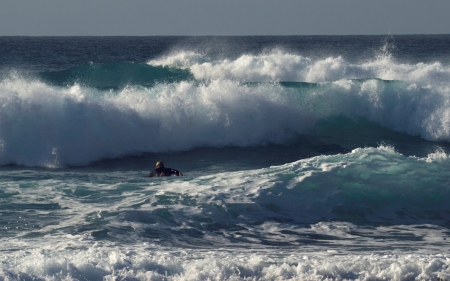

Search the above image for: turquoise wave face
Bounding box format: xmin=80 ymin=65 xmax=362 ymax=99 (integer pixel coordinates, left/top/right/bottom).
xmin=38 ymin=62 xmax=193 ymax=89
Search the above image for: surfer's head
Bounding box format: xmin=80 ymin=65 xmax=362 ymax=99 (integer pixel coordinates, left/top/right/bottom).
xmin=156 ymin=161 xmax=164 ymax=168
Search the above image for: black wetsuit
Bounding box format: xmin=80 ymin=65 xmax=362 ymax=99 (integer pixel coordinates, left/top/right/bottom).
xmin=148 ymin=167 xmax=181 ymax=177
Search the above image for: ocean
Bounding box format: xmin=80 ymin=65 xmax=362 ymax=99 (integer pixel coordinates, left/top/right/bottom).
xmin=1 ymin=35 xmax=450 ymax=280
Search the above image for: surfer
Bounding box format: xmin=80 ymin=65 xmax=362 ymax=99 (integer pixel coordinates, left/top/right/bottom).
xmin=148 ymin=161 xmax=183 ymax=177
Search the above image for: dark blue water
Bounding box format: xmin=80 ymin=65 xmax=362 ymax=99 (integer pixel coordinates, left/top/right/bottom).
xmin=2 ymin=35 xmax=449 ymax=72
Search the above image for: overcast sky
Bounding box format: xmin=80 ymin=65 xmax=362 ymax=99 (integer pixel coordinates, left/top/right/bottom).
xmin=1 ymin=0 xmax=449 ymax=36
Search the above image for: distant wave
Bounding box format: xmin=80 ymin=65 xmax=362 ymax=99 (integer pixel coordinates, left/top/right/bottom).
xmin=148 ymin=50 xmax=450 ymax=88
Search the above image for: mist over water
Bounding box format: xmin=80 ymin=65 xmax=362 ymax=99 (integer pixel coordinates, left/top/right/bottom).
xmin=1 ymin=36 xmax=450 ymax=280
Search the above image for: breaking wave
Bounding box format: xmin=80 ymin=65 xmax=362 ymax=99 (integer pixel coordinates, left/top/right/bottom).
xmin=1 ymin=73 xmax=450 ymax=166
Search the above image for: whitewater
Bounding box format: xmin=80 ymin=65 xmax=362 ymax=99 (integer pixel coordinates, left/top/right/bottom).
xmin=1 ymin=36 xmax=450 ymax=280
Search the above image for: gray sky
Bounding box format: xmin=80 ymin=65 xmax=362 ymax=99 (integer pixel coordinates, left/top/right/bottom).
xmin=1 ymin=0 xmax=449 ymax=36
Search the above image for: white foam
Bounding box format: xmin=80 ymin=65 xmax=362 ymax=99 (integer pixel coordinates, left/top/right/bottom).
xmin=1 ymin=247 xmax=449 ymax=280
